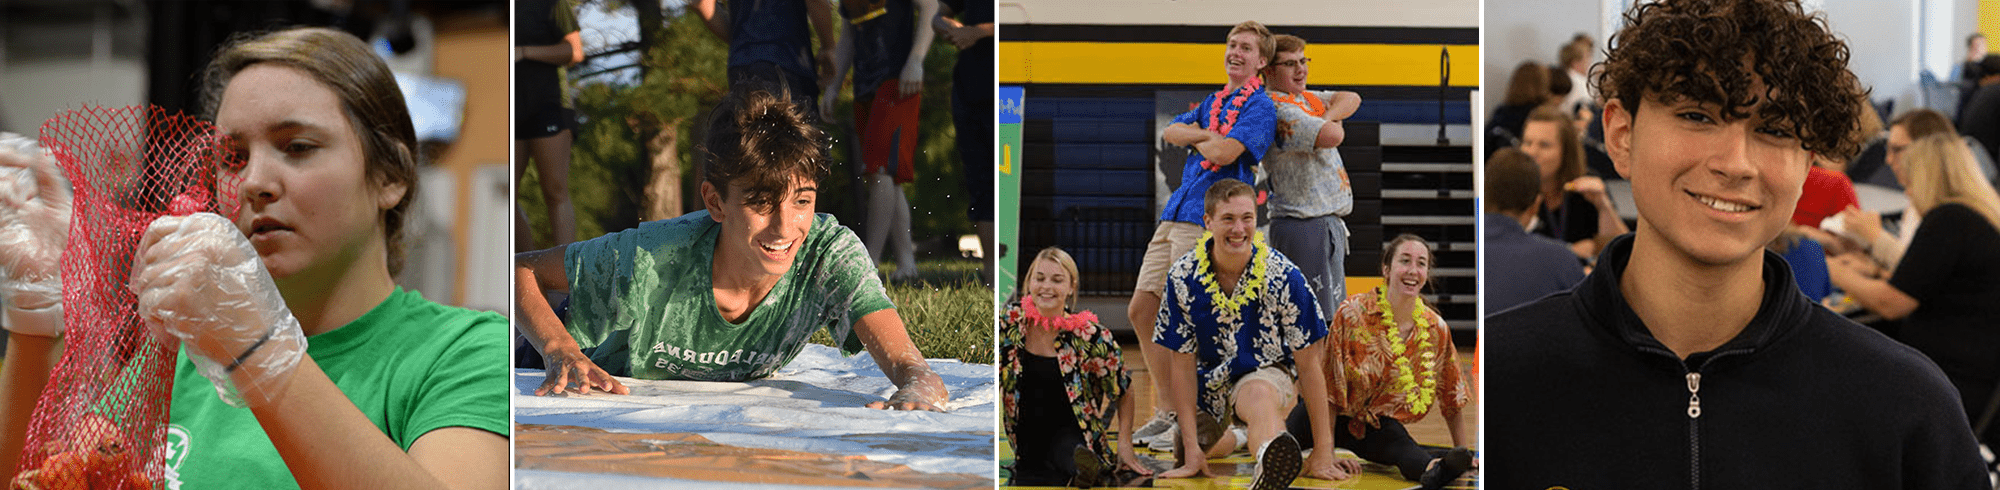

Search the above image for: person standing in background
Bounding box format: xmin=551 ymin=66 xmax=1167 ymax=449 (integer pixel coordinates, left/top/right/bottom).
xmin=936 ymin=0 xmax=995 ymax=284
xmin=515 ymin=0 xmax=583 ymax=251
xmin=695 ymin=0 xmax=839 ymax=113
xmin=824 ymin=0 xmax=938 ymax=279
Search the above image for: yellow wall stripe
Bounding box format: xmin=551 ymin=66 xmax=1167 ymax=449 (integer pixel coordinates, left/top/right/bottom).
xmin=1000 ymin=41 xmax=1479 ymax=87
xmin=1348 ymin=276 xmax=1386 ymax=298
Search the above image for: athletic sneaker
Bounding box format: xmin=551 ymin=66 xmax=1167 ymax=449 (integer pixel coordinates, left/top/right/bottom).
xmin=1249 ymin=432 xmax=1302 ymax=490
xmin=1132 ymin=410 xmax=1176 ymax=440
xmin=1418 ymin=446 xmax=1474 ymax=490
xmin=1146 ymin=430 xmax=1177 ymax=452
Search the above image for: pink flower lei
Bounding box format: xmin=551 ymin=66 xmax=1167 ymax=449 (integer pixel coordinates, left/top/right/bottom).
xmin=1019 ymin=296 xmax=1098 ymax=334
xmin=1198 ymin=76 xmax=1263 ymax=172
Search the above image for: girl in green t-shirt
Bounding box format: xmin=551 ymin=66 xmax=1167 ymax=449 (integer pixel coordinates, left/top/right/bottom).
xmin=0 ymin=27 xmax=507 ymax=489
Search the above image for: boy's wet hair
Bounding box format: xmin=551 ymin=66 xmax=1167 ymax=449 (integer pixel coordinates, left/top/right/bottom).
xmin=1596 ymin=0 xmax=1867 ymax=160
xmin=701 ymin=87 xmax=829 ymax=213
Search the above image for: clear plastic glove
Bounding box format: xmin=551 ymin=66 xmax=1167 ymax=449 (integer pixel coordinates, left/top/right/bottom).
xmin=130 ymin=213 xmax=306 ymax=408
xmin=0 ymin=134 xmax=71 ymax=338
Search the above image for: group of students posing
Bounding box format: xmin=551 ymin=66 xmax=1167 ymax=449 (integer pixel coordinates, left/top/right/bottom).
xmin=998 ymin=21 xmax=1474 ymax=490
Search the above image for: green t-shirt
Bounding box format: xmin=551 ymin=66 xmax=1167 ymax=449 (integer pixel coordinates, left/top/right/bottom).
xmin=563 ymin=211 xmax=894 ymax=381
xmin=162 ymin=288 xmax=510 ymax=488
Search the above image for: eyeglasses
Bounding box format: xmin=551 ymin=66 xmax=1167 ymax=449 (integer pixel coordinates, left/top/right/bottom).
xmin=1272 ymin=58 xmax=1311 ymax=69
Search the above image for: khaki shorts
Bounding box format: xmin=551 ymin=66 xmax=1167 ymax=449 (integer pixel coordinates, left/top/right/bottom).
xmin=1134 ymin=221 xmax=1206 ymax=294
xmin=1176 ymin=365 xmax=1299 ymax=457
xmin=1228 ymin=365 xmax=1300 ymax=423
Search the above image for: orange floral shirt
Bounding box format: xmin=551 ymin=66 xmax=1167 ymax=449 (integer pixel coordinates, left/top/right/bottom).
xmin=1325 ymin=288 xmax=1468 ymax=438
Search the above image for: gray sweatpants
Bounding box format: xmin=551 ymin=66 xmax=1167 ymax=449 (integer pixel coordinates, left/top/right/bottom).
xmin=1268 ymin=215 xmax=1348 ymax=320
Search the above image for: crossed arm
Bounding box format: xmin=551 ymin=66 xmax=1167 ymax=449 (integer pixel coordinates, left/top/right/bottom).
xmin=1314 ymin=91 xmax=1362 ymax=148
xmin=1162 ymin=123 xmax=1250 ymax=165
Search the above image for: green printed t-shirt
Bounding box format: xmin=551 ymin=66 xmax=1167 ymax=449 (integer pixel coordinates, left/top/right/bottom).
xmin=562 ymin=210 xmax=894 ymax=381
xmin=163 ymin=287 xmax=510 ymax=489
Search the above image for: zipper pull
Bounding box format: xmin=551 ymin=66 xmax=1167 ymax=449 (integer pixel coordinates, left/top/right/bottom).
xmin=1686 ymin=372 xmax=1702 ymax=419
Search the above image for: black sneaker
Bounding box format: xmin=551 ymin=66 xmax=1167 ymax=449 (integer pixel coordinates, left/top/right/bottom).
xmin=1070 ymin=443 xmax=1105 ymax=488
xmin=1418 ymin=446 xmax=1474 ymax=490
xmin=1249 ymin=432 xmax=1302 ymax=490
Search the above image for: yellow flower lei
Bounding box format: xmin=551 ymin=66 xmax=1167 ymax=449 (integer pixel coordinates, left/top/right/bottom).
xmin=1376 ymin=286 xmax=1439 ymax=415
xmin=1192 ymin=230 xmax=1269 ymax=316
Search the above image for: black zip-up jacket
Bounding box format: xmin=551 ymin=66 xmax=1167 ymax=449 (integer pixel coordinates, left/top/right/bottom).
xmin=1488 ymin=235 xmax=1987 ymax=489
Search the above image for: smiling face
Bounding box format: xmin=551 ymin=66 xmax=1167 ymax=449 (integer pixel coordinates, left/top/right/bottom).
xmin=1607 ymin=93 xmax=1810 ymax=267
xmin=1026 ymin=257 xmax=1075 ymax=314
xmin=1224 ymin=31 xmax=1268 ymax=84
xmin=1269 ymin=49 xmax=1308 ymax=95
xmin=705 ymin=174 xmax=817 ymax=279
xmin=1382 ymin=239 xmax=1432 ymax=300
xmin=1203 ymin=194 xmax=1258 ymax=267
xmin=219 ymin=64 xmax=402 ymax=282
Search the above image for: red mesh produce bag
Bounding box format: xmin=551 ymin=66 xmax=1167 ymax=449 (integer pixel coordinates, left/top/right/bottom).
xmin=10 ymin=105 xmax=239 ymax=490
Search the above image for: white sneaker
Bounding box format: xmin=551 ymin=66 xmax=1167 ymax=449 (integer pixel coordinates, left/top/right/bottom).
xmin=1132 ymin=410 xmax=1176 ymax=440
xmin=1145 ymin=429 xmax=1178 ymax=452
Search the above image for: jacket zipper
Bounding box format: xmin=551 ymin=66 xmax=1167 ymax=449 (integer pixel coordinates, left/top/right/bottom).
xmin=1635 ymin=344 xmax=1747 ymax=490
xmin=1686 ymin=371 xmax=1701 ymax=490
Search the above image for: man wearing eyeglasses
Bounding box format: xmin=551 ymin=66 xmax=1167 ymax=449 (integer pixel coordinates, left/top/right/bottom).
xmin=1261 ymin=34 xmax=1361 ymax=324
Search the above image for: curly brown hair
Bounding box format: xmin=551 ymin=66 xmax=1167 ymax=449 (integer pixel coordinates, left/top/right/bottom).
xmin=701 ymin=88 xmax=829 ymax=214
xmin=1595 ymin=0 xmax=1867 ymax=160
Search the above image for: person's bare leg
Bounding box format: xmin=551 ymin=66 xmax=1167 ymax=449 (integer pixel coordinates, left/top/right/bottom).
xmin=888 ymin=183 xmax=917 ymax=277
xmin=1128 ymin=290 xmax=1171 ymax=418
xmin=864 ymin=172 xmax=895 ymax=265
xmin=1234 ymin=380 xmax=1284 ymax=453
xmin=528 ymin=129 xmax=577 ymax=246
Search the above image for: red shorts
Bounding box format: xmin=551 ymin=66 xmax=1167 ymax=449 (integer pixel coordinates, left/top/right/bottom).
xmin=853 ymin=79 xmax=922 ymax=184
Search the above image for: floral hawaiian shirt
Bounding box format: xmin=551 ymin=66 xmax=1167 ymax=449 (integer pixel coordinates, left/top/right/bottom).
xmin=999 ymin=300 xmax=1130 ymax=466
xmin=1153 ymin=235 xmax=1327 ymax=422
xmin=1326 ymin=287 xmax=1468 ymax=438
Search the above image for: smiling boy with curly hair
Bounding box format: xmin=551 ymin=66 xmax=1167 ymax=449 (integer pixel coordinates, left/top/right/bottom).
xmin=1486 ymin=0 xmax=1989 ymax=487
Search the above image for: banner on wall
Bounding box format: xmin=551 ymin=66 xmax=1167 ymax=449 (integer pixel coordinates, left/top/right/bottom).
xmin=998 ymin=86 xmax=1024 ymax=305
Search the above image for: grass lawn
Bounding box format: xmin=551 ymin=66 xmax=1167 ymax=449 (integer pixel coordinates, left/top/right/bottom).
xmin=809 ymin=258 xmax=994 ymax=364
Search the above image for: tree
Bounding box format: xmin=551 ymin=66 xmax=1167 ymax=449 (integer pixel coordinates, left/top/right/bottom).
xmin=522 ymin=0 xmax=974 ymax=256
